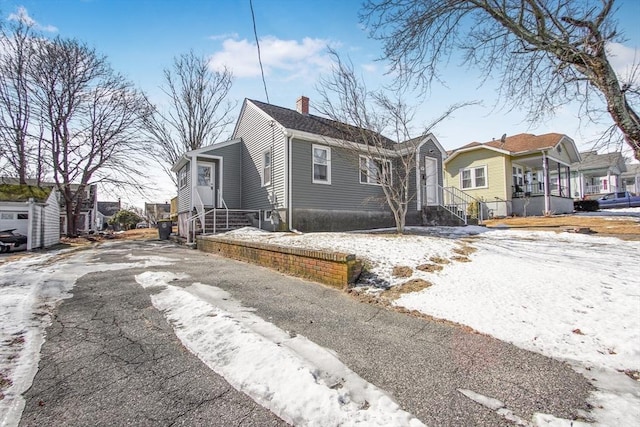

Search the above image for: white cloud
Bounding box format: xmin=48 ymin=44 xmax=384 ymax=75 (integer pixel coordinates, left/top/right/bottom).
xmin=7 ymin=6 xmax=58 ymax=33
xmin=606 ymin=42 xmax=639 ymax=83
xmin=208 ymin=32 xmax=239 ymax=41
xmin=362 ymin=63 xmax=377 ymax=73
xmin=209 ymin=36 xmax=334 ymax=80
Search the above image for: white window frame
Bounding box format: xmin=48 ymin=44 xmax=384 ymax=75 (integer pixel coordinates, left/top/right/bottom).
xmin=460 ymin=165 xmax=488 ymax=189
xmin=178 ymin=167 xmax=187 ymax=189
xmin=359 ymin=155 xmax=392 ymax=186
xmin=262 ymin=149 xmax=272 ymax=186
xmin=312 ymin=145 xmax=331 ymax=184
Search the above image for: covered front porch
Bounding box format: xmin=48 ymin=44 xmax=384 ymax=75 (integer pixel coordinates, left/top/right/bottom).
xmin=511 ymin=152 xmax=574 ymax=216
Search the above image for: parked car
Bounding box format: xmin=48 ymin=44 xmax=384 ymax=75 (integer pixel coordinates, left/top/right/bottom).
xmin=136 ymin=222 xmax=148 ymax=229
xmin=597 ymin=191 xmax=640 ymax=209
xmin=0 ymin=229 xmax=28 ymax=253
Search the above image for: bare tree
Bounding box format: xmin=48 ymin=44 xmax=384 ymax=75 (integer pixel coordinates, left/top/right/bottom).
xmin=144 ymin=51 xmax=235 ymax=185
xmin=317 ymin=50 xmax=469 ymax=233
xmin=362 ymin=0 xmax=640 ymax=160
xmin=0 ymin=20 xmax=44 ymax=183
xmin=29 ymin=37 xmax=150 ymax=237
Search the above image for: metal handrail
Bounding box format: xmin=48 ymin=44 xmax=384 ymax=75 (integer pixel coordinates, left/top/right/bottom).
xmin=437 ymin=185 xmax=485 ymax=225
xmin=218 ymin=189 xmax=229 ymax=229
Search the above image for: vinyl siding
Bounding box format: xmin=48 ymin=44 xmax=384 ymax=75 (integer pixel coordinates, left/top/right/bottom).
xmin=234 ymin=104 xmax=286 ymax=209
xmin=415 ymin=139 xmax=444 ymax=209
xmin=445 ymin=150 xmax=508 ymax=200
xmin=177 ymin=162 xmax=191 ymax=213
xmin=200 ymin=143 xmax=242 ymax=209
xmin=547 ymin=140 xmax=575 ymax=165
xmin=291 ymin=139 xmax=389 ymax=211
xmin=42 ymin=190 xmax=60 ymax=247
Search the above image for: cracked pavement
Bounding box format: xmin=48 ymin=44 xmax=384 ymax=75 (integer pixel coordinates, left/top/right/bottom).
xmin=18 ymin=240 xmax=592 ymax=426
xmin=18 ymin=245 xmax=285 ymax=427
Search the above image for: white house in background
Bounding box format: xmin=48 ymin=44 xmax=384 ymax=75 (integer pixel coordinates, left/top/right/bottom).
xmin=570 ymin=151 xmax=627 ymax=199
xmin=96 ymin=200 xmax=121 ymax=230
xmin=621 ymin=163 xmax=640 ymax=194
xmin=0 ymin=178 xmax=98 ymax=234
xmin=0 ymin=184 xmax=60 ymax=250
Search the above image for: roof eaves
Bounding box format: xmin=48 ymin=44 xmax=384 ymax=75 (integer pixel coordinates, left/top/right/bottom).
xmin=445 ymin=144 xmax=511 ymax=163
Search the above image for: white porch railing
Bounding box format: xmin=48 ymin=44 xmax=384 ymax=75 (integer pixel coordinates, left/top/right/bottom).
xmin=584 ymin=184 xmax=620 ymax=195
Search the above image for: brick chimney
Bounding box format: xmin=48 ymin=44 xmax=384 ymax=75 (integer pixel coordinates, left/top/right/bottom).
xmin=296 ymin=96 xmax=309 ymax=115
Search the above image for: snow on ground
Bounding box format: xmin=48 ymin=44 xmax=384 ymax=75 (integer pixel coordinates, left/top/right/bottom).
xmin=1 ymin=210 xmax=639 ymax=426
xmin=135 ymin=273 xmax=423 ymax=427
xmin=221 ymin=218 xmax=640 ymax=426
xmin=0 ymin=245 xmax=175 ymax=427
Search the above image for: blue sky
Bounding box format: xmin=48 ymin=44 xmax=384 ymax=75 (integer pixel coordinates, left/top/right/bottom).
xmin=1 ymin=0 xmax=639 ymax=205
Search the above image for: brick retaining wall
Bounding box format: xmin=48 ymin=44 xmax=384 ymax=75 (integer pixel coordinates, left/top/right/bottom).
xmin=197 ymin=236 xmax=362 ymax=289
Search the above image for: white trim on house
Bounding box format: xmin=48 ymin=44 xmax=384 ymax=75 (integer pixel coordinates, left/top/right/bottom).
xmin=460 ymin=165 xmax=488 ymax=190
xmin=171 ymin=138 xmax=242 ymax=173
xmin=359 ymin=155 xmax=392 ymax=186
xmin=312 ymin=144 xmax=331 ymax=185
xmin=445 ymin=145 xmax=511 ymax=164
xmin=178 ymin=166 xmax=187 ymax=189
xmin=262 ymin=149 xmax=272 ymax=186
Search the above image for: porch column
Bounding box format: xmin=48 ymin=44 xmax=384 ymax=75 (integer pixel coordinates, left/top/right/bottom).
xmin=579 ymin=173 xmax=584 ymax=199
xmin=606 ymin=170 xmax=611 ymax=192
xmin=542 ymin=152 xmax=550 ymax=214
xmin=566 ymin=166 xmax=571 ymax=198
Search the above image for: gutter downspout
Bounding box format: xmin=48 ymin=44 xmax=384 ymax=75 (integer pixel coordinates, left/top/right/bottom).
xmin=542 ymin=151 xmax=550 ymax=214
xmin=285 ymin=133 xmax=293 ymax=231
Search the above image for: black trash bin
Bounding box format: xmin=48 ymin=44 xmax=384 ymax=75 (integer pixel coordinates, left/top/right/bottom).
xmin=157 ymin=220 xmax=172 ymax=240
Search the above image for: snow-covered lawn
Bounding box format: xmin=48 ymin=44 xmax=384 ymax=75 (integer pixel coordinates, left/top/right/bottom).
xmin=0 ymin=208 xmax=638 ymax=426
xmin=220 ymin=213 xmax=639 ymax=426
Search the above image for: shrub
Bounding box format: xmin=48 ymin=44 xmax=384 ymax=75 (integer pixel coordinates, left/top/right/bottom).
xmin=574 ymin=200 xmax=599 ymax=212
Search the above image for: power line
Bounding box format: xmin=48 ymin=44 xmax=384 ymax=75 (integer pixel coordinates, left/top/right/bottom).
xmin=249 ymin=0 xmax=269 ymax=103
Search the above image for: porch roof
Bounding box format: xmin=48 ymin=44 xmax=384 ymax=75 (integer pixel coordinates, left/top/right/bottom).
xmin=171 ymin=138 xmax=242 ymax=172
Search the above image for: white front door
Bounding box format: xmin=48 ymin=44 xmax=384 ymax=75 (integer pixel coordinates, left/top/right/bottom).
xmin=424 ymin=156 xmax=439 ymax=206
xmin=196 ymin=163 xmax=216 ymax=207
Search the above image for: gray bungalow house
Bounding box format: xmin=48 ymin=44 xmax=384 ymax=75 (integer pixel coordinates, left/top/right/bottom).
xmin=172 ymin=97 xmax=446 ymax=238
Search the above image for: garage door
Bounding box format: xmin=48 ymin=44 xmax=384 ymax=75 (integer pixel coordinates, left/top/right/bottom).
xmin=0 ymin=211 xmax=29 ymax=235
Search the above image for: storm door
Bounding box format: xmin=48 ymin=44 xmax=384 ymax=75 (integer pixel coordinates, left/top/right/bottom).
xmin=196 ymin=163 xmax=216 ymax=207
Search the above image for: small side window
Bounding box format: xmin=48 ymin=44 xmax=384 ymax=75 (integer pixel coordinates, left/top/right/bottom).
xmin=263 ymin=150 xmax=272 ymax=186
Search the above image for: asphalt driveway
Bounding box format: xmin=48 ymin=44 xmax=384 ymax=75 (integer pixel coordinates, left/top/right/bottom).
xmin=19 ymin=240 xmax=592 ymax=426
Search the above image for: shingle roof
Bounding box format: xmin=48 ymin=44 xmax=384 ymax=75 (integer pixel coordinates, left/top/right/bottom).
xmin=97 ymin=201 xmax=121 ymax=216
xmin=571 ymin=151 xmax=626 ymax=172
xmin=621 ymin=163 xmax=640 ymax=178
xmin=248 ymin=99 xmax=396 ymax=147
xmin=483 ymin=133 xmax=565 ymax=153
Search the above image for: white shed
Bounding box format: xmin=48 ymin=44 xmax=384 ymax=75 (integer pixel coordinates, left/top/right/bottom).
xmin=0 ymin=185 xmax=60 ymax=251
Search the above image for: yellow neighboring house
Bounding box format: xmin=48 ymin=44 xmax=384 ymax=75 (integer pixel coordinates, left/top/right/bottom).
xmin=444 ymin=133 xmax=581 ymax=217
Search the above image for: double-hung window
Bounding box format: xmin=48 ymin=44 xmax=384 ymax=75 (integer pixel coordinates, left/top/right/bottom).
xmin=178 ymin=167 xmax=187 ymax=189
xmin=263 ymin=150 xmax=272 ymax=186
xmin=312 ymin=145 xmax=331 ymax=184
xmin=460 ymin=165 xmax=487 ymax=189
xmin=360 ymin=156 xmax=391 ymax=185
